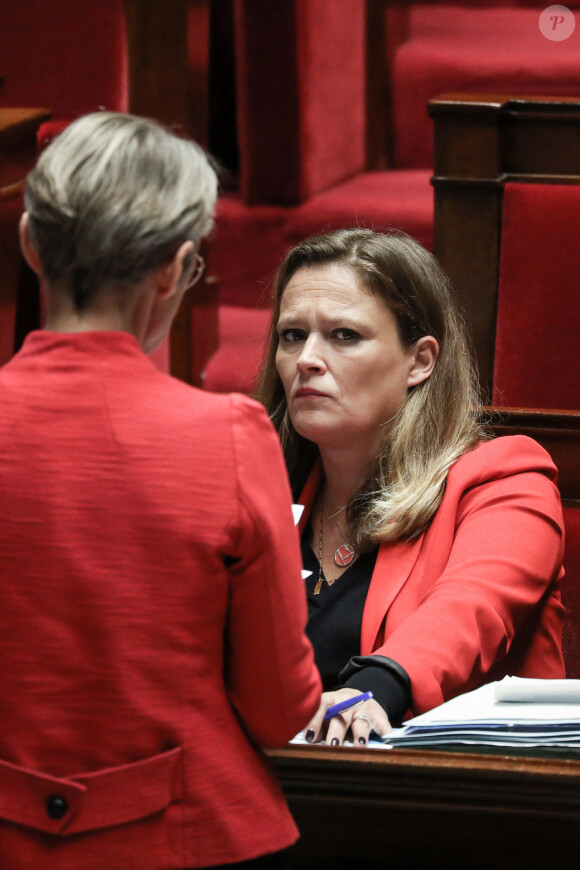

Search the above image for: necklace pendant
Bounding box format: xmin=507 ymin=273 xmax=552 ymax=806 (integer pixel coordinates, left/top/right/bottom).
xmin=314 ymin=578 xmax=324 ymax=595
xmin=334 ymin=543 xmax=355 ymax=567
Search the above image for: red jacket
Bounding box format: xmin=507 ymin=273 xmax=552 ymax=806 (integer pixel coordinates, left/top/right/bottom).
xmin=299 ymin=437 xmax=565 ymax=716
xmin=0 ymin=331 xmax=321 ymax=870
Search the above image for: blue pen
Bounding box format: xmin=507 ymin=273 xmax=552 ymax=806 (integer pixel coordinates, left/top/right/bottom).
xmin=323 ymin=691 xmax=373 ymax=721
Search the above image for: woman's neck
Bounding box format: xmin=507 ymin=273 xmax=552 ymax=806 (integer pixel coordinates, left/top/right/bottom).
xmin=43 ymin=280 xmax=154 ymax=343
xmin=318 ymin=445 xmax=374 ymax=511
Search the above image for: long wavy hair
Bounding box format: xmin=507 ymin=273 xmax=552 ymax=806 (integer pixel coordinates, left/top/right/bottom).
xmin=256 ymin=228 xmax=487 ymax=545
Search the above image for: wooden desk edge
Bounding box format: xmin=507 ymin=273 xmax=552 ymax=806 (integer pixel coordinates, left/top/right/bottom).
xmin=0 ymin=107 xmax=52 ymax=140
xmin=269 ymin=742 xmax=580 ymax=780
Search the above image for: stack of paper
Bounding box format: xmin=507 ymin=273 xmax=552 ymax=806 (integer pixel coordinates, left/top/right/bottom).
xmin=385 ymin=677 xmax=580 ymax=751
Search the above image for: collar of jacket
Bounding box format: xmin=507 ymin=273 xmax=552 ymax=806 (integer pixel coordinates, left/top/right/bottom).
xmin=297 ymin=459 xmax=424 ymax=655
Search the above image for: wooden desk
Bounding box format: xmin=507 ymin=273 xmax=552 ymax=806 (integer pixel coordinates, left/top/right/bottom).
xmin=0 ymin=107 xmax=51 ymax=364
xmin=270 ymin=744 xmax=580 ymax=870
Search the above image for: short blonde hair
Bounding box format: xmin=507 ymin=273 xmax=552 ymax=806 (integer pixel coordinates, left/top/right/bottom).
xmin=256 ymin=228 xmax=487 ymax=545
xmin=24 ymin=111 xmax=218 ymax=308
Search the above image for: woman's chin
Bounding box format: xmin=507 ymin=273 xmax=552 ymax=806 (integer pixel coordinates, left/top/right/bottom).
xmin=291 ymin=416 xmax=342 ymax=450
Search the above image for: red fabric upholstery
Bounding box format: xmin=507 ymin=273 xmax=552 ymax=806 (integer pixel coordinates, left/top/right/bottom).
xmin=286 ymin=170 xmax=433 ymax=251
xmin=203 ymin=306 xmax=272 ymax=394
xmin=493 ymin=183 xmax=580 ymax=411
xmin=234 ymin=0 xmax=366 ymax=204
xmin=210 ymin=196 xmax=291 ymax=308
xmin=0 ymin=1 xmax=128 ymax=118
xmin=208 ymin=2 xmax=579 ymax=393
xmin=561 ymin=505 xmax=580 ymax=679
xmin=393 ymin=5 xmax=580 ymax=168
xmin=0 ymin=5 xmax=172 ymax=371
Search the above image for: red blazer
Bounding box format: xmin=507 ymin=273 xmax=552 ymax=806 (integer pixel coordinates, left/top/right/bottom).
xmin=0 ymin=331 xmax=321 ymax=870
xmin=299 ymin=436 xmax=565 ymax=716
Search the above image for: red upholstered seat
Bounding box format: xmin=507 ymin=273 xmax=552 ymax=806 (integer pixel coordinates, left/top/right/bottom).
xmin=203 ymin=197 xmax=288 ymax=393
xmin=204 ymin=2 xmax=580 ymax=393
xmin=202 ymin=306 xmax=273 ymax=394
xmin=493 ymin=183 xmax=580 ymax=410
xmin=203 ymin=0 xmax=434 ymax=392
xmin=0 ymin=3 xmax=180 ymax=374
xmin=285 ymin=170 xmax=434 ymax=251
xmin=0 ymin=0 xmax=128 ymax=145
xmin=393 ymin=4 xmax=580 ymax=169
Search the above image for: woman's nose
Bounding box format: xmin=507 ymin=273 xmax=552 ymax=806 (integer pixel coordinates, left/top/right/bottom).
xmin=296 ymin=335 xmax=326 ymax=374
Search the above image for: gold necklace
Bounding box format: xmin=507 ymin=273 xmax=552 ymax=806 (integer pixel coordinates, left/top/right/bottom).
xmin=313 ymin=496 xmax=356 ymax=595
xmin=314 ymin=497 xmax=330 ymax=595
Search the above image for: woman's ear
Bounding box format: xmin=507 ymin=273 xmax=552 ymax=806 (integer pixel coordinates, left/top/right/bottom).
xmin=157 ymin=240 xmax=195 ymax=300
xmin=407 ymin=335 xmax=439 ymax=388
xmin=19 ymin=213 xmax=43 ymax=276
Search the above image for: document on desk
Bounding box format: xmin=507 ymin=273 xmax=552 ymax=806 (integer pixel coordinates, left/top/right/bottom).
xmin=384 ymin=677 xmax=580 ymax=750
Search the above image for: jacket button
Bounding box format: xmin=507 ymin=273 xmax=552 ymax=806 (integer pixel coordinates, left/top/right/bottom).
xmin=46 ymin=795 xmax=68 ymax=820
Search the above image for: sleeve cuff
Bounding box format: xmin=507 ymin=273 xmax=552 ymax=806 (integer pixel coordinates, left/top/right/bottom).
xmin=338 ymin=656 xmax=412 ymax=726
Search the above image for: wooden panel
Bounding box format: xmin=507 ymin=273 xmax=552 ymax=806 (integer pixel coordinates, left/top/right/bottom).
xmin=484 ymin=407 xmax=580 ymax=502
xmin=0 ymin=107 xmax=51 ymax=364
xmin=270 ymin=744 xmax=580 ymax=870
xmin=124 ymin=0 xmax=190 ymax=129
xmin=0 ymin=107 xmax=51 ymax=192
xmin=169 ymin=271 xmax=218 ymax=388
xmin=434 ymin=184 xmax=501 ymax=394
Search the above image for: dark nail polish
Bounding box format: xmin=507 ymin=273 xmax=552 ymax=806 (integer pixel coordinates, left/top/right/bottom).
xmin=305 ymin=729 xmax=315 ymax=743
xmin=331 ymin=737 xmax=340 ymax=746
xmin=358 ymin=736 xmax=367 ymax=745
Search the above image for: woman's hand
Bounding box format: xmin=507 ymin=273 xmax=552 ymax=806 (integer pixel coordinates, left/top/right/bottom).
xmin=304 ymin=688 xmax=392 ymax=746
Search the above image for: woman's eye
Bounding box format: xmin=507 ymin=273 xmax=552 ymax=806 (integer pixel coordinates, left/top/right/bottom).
xmin=333 ymin=328 xmax=360 ymax=342
xmin=279 ymin=328 xmax=305 ymax=343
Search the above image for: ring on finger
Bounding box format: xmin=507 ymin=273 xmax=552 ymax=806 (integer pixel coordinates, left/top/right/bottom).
xmin=352 ymin=713 xmax=372 ymax=728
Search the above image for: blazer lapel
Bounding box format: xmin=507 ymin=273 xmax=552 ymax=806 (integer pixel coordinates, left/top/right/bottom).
xmin=361 ymin=534 xmax=425 ymax=655
xmin=298 ymin=461 xmax=424 ymax=655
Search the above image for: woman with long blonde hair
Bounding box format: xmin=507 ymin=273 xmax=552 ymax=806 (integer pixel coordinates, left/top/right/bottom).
xmin=258 ymin=228 xmax=565 ymax=744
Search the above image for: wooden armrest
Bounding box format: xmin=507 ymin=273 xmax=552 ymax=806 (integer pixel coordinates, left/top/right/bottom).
xmin=169 ymin=271 xmax=219 ymax=388
xmin=484 ymin=407 xmax=580 ymax=501
xmin=0 ymin=107 xmax=52 ymax=197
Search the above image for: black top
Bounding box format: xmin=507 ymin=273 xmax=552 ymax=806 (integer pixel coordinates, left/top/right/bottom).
xmin=301 ymin=525 xmax=412 ymax=726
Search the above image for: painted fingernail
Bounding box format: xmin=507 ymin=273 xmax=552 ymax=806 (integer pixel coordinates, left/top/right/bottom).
xmin=305 ymin=729 xmax=315 ymax=743
xmin=358 ymin=736 xmax=367 ymax=745
xmin=331 ymin=738 xmax=340 ymax=746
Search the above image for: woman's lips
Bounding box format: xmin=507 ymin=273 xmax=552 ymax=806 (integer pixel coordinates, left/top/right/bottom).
xmin=294 ymin=388 xmax=328 ymax=398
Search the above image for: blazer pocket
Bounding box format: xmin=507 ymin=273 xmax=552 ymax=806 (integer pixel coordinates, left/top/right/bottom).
xmin=0 ymin=746 xmax=183 ymax=836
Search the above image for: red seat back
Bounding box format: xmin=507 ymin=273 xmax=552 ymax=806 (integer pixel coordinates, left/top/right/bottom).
xmin=234 ymin=0 xmax=366 ymax=204
xmin=493 ymin=183 xmax=580 ymax=410
xmin=0 ymin=1 xmax=128 ymax=117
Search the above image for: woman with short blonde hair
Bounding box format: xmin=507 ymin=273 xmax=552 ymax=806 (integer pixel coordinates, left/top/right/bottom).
xmin=0 ymin=112 xmax=320 ymax=870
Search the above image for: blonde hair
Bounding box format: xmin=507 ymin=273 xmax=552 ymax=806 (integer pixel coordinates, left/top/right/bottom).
xmin=256 ymin=228 xmax=487 ymax=545
xmin=24 ymin=111 xmax=217 ymax=309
